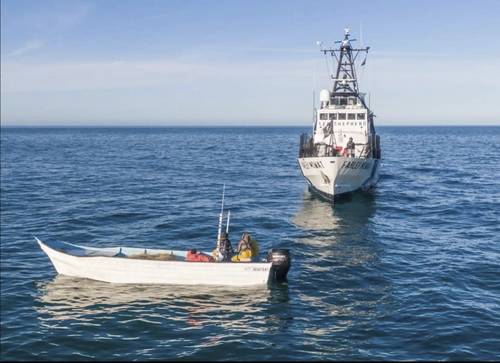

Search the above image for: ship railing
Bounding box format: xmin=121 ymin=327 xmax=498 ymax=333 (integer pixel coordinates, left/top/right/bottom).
xmin=300 ymin=134 xmax=376 ymax=159
xmin=357 ymin=136 xmax=381 ymax=159
xmin=357 ymin=143 xmax=371 ymax=158
xmin=299 ymin=134 xmax=338 ymax=158
xmin=299 ymin=133 xmax=316 ymax=157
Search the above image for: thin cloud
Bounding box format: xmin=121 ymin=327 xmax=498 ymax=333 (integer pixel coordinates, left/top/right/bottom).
xmin=6 ymin=40 xmax=44 ymax=57
xmin=2 ymin=55 xmax=499 ymax=125
xmin=17 ymin=1 xmax=92 ymax=34
xmin=1 ymin=59 xmax=313 ymax=93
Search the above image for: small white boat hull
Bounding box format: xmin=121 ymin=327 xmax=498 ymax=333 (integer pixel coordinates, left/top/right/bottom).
xmin=37 ymin=238 xmax=273 ymax=287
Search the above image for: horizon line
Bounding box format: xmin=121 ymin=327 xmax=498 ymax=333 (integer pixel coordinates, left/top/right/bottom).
xmin=1 ymin=123 xmax=499 ymax=128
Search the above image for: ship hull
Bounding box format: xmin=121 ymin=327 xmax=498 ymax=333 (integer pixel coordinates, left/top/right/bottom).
xmin=298 ymin=156 xmax=380 ymax=201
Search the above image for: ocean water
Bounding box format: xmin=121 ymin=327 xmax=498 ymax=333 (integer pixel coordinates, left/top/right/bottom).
xmin=1 ymin=126 xmax=499 ymax=361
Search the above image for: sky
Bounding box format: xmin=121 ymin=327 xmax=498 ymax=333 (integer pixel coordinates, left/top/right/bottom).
xmin=1 ymin=0 xmax=500 ymax=126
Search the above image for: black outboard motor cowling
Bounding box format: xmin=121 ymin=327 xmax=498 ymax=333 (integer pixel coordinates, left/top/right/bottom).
xmin=267 ymin=249 xmax=291 ymax=282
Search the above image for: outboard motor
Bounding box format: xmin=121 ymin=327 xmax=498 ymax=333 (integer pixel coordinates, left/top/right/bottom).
xmin=267 ymin=249 xmax=291 ymax=282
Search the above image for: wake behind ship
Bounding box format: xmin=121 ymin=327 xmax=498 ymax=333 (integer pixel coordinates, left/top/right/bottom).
xmin=298 ymin=28 xmax=381 ymax=201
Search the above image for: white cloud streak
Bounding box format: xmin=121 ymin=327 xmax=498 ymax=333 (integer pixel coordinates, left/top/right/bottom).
xmin=6 ymin=40 xmax=45 ymax=57
xmin=1 ymin=59 xmax=312 ymax=93
xmin=2 ymin=53 xmax=500 ymax=125
xmin=17 ymin=1 xmax=92 ymax=34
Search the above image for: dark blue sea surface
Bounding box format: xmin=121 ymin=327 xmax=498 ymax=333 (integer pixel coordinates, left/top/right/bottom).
xmin=1 ymin=126 xmax=499 ymax=361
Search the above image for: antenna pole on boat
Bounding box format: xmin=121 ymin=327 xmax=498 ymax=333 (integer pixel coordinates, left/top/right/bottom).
xmin=216 ymin=184 xmax=225 ymax=251
xmin=226 ymin=210 xmax=231 ymax=234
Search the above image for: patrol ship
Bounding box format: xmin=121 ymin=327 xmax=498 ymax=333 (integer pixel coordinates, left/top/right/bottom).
xmin=298 ymin=28 xmax=381 ymax=201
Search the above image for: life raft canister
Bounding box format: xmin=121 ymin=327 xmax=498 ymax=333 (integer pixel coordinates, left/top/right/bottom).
xmin=186 ymin=249 xmax=215 ymax=262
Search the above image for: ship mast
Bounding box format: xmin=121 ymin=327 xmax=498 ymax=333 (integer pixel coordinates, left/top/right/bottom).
xmin=320 ymin=28 xmax=370 ymax=106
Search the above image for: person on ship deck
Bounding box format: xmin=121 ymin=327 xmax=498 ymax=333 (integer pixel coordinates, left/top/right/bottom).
xmin=346 ymin=137 xmax=355 ymax=157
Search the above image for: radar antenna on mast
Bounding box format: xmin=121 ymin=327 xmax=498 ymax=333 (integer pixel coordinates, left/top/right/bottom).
xmin=318 ymin=26 xmax=370 ymax=109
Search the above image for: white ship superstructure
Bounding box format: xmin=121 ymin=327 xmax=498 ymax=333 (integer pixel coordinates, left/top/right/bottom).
xmin=298 ymin=28 xmax=381 ymax=201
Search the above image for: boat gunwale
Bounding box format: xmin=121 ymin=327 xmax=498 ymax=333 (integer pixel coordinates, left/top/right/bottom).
xmin=36 ymin=238 xmax=273 ymax=266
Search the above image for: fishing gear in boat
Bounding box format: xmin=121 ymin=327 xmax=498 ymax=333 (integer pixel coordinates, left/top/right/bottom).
xmin=213 ymin=184 xmax=235 ymax=262
xmin=216 ymin=183 xmax=225 ymax=254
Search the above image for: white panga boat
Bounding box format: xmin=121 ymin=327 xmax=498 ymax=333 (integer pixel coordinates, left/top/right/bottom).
xmin=36 ymin=186 xmax=291 ymax=287
xmin=36 ymin=238 xmax=289 ymax=286
xmin=298 ymin=28 xmax=381 ymax=201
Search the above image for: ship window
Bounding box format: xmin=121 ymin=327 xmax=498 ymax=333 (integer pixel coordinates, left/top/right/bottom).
xmin=340 ymin=98 xmax=347 ymax=106
xmin=357 ymin=113 xmax=365 ymax=120
xmin=329 ymin=113 xmax=337 ymax=120
xmin=320 ymin=113 xmax=328 ymax=120
xmin=333 ymin=98 xmax=339 ymax=105
xmin=348 ymin=98 xmax=356 ymax=105
xmin=348 ymin=113 xmax=356 ymax=120
xmin=338 ymin=113 xmax=346 ymax=120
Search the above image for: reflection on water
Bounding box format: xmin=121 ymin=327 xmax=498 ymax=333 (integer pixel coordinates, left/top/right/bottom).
xmin=292 ymin=188 xmax=380 ymax=270
xmin=36 ymin=276 xmax=290 ymax=336
xmin=289 ymin=189 xmax=387 ymax=344
xmin=292 ymin=189 xmax=376 ymax=232
xmin=292 ymin=190 xmax=341 ymax=230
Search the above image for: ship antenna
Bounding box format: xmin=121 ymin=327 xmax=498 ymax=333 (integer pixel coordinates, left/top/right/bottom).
xmin=312 ymin=90 xmax=316 ymax=134
xmin=360 ymin=22 xmax=363 ymax=47
xmin=359 ymin=21 xmax=366 ymax=84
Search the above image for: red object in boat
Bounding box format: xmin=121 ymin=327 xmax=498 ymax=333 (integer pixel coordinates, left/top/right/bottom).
xmin=186 ymin=249 xmax=215 ymax=262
